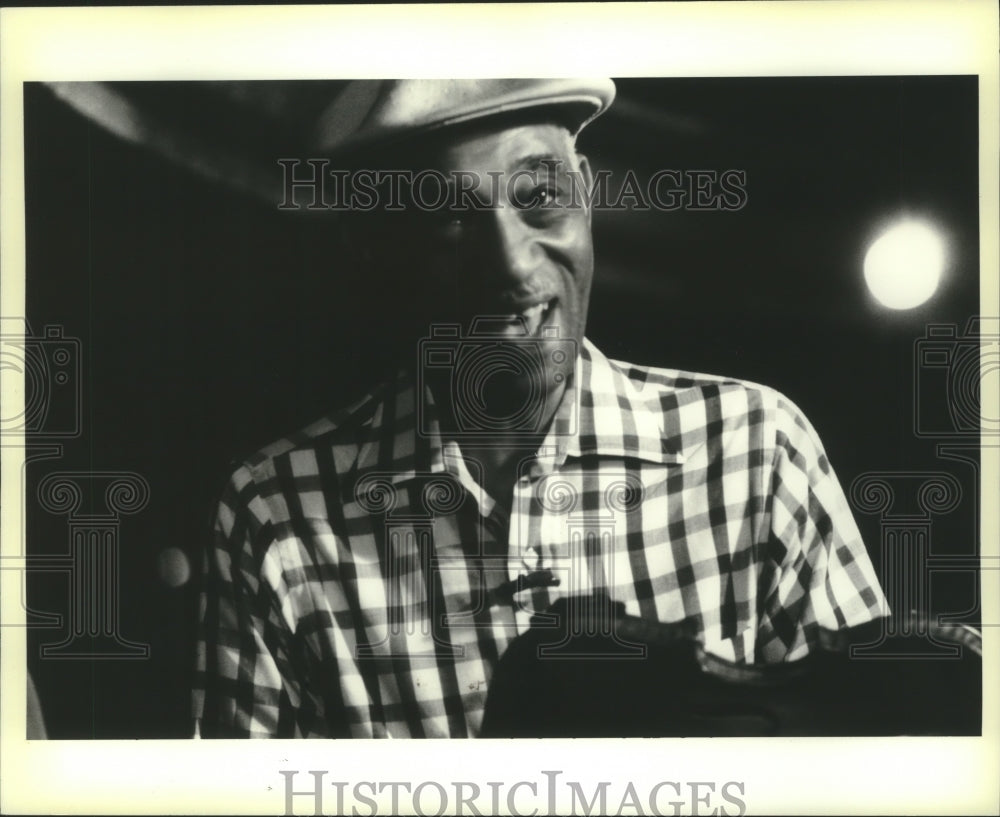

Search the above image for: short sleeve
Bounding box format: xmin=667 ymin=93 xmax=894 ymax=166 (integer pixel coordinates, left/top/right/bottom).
xmin=756 ymin=397 xmax=889 ymax=662
xmin=192 ymin=465 xmax=305 ymax=737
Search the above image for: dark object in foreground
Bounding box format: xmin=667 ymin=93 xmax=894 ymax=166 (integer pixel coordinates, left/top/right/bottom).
xmin=480 ymin=596 xmax=981 ymax=737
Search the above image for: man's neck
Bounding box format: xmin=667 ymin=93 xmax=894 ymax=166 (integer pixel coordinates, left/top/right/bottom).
xmin=458 ymin=440 xmax=537 ymax=511
xmin=429 ymin=369 xmax=573 ymax=510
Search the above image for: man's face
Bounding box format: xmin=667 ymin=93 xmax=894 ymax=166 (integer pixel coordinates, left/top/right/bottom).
xmin=358 ymin=121 xmax=596 ymax=434
xmin=374 ymin=121 xmax=596 ymax=354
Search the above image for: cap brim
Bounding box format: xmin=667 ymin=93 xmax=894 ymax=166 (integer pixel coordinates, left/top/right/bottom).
xmin=314 ymin=78 xmax=616 ymax=157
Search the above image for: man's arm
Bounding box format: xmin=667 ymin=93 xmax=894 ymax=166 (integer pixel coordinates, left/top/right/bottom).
xmin=755 ymin=396 xmax=889 ymax=662
xmin=193 ymin=465 xmax=306 ymax=737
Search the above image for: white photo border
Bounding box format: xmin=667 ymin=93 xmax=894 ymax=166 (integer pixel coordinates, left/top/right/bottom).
xmin=1 ymin=3 xmax=998 ymax=815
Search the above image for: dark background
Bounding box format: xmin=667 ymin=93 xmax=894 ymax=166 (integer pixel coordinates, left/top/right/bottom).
xmin=22 ymin=77 xmax=984 ymax=738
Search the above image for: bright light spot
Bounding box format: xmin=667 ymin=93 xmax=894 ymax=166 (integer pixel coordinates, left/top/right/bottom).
xmin=864 ymin=219 xmax=946 ymax=309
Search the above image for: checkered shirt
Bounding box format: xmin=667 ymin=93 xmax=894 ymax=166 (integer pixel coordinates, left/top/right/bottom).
xmin=192 ymin=338 xmax=887 ymax=738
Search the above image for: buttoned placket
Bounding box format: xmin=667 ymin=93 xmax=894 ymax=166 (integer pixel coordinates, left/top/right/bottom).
xmin=509 ymin=467 xmax=545 ymax=634
xmin=442 ymin=440 xmax=566 ymax=636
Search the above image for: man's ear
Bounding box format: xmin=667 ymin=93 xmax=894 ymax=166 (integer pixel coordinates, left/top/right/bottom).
xmin=576 ymin=154 xmax=594 ymax=226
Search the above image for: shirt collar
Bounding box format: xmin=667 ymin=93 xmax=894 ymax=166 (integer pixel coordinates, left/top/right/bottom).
xmin=346 ymin=338 xmax=685 ymax=504
xmin=564 ymin=338 xmax=685 ymax=465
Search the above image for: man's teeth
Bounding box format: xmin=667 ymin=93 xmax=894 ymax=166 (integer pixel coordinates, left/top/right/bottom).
xmin=500 ymin=302 xmax=549 ymax=320
xmin=519 ymin=302 xmax=547 ymax=320
xmin=500 ymin=301 xmax=550 ymax=333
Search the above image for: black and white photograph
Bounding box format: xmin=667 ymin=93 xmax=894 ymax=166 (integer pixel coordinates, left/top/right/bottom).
xmin=2 ymin=3 xmax=997 ymax=815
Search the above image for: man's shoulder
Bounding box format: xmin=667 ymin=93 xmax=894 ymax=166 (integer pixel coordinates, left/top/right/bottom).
xmin=597 ymin=353 xmax=828 ymax=476
xmin=233 ymin=382 xmax=388 ymax=479
xmin=595 ymin=346 xmax=820 ymax=444
xmin=601 ymin=350 xmax=792 ymax=415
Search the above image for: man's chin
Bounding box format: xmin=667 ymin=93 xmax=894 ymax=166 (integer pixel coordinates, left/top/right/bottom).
xmin=448 ymin=370 xmax=565 ymax=438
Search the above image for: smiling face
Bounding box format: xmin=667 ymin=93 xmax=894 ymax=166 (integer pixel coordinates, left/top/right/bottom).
xmin=407 ymin=121 xmax=596 ymax=351
xmin=357 ymin=120 xmax=596 ymax=435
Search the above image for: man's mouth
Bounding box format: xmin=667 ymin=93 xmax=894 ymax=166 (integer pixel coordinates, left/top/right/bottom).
xmin=494 ymin=299 xmax=556 ymax=336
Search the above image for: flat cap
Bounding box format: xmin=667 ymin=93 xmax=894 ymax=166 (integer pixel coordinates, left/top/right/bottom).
xmin=312 ymin=78 xmax=616 ymax=156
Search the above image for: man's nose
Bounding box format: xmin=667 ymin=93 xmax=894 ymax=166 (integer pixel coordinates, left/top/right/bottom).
xmin=484 ymin=206 xmax=542 ymax=287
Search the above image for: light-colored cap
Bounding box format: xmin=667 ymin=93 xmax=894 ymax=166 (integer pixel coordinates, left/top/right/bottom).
xmin=312 ymin=78 xmax=616 ymax=155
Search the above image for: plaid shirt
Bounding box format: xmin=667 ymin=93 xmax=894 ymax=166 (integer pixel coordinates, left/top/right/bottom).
xmin=193 ymin=339 xmax=887 ymax=738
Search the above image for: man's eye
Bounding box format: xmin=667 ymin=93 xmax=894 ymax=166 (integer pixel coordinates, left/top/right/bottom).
xmin=520 ymin=186 xmax=570 ymax=222
xmin=512 ymin=186 xmax=559 ymax=211
xmin=536 ymin=186 xmax=567 ymax=208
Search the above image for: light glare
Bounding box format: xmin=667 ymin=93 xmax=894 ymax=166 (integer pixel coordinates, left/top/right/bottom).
xmin=863 ymin=219 xmax=945 ymax=310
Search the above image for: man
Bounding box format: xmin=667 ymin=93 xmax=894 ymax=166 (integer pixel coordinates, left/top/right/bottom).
xmin=193 ymin=79 xmax=888 ymax=738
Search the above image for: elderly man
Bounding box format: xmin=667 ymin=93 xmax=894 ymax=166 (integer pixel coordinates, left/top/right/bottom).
xmin=193 ymin=79 xmax=887 ymax=738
